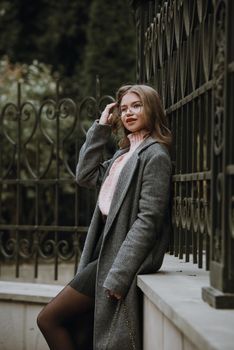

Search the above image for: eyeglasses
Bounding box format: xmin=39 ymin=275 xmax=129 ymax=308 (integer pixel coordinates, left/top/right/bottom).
xmin=119 ymin=103 xmax=143 ymax=117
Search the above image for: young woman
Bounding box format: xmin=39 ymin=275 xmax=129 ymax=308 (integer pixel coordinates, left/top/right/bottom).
xmin=37 ymin=84 xmax=172 ymax=350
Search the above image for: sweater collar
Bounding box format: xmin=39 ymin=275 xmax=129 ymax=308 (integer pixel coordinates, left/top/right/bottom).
xmin=127 ymin=129 xmax=150 ymax=150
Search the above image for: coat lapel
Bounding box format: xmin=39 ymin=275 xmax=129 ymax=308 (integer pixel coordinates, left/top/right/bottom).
xmin=103 ymin=136 xmax=158 ymax=237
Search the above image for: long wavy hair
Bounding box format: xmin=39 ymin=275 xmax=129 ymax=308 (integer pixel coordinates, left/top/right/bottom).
xmin=111 ymin=84 xmax=172 ymax=150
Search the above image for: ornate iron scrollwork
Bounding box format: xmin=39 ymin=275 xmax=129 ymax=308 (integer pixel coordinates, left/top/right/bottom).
xmin=0 ymin=79 xmax=112 ymax=279
xmin=134 ymin=0 xmax=215 ymax=268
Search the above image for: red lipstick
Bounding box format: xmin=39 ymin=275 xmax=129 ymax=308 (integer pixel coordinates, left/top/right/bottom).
xmin=126 ymin=117 xmax=136 ymax=123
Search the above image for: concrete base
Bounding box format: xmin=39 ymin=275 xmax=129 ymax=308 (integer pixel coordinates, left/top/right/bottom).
xmin=202 ymin=286 xmax=234 ymax=309
xmin=1 ymin=255 xmax=234 ymax=350
xmin=0 ymin=281 xmax=63 ymax=350
xmin=138 ymin=254 xmax=234 ymax=350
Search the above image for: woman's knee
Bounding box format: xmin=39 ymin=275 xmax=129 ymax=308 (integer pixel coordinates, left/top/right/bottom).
xmin=37 ymin=286 xmax=94 ymax=333
xmin=37 ymin=303 xmax=60 ymax=334
xmin=37 ymin=306 xmax=50 ymax=333
xmin=37 ymin=308 xmax=45 ymax=332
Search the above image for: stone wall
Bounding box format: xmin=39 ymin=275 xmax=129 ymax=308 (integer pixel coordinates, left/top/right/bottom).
xmin=138 ymin=255 xmax=234 ymax=350
xmin=1 ymin=254 xmax=234 ymax=350
xmin=0 ymin=282 xmax=63 ymax=350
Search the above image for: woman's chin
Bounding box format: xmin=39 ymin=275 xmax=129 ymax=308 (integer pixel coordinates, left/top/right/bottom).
xmin=124 ymin=124 xmax=141 ymax=133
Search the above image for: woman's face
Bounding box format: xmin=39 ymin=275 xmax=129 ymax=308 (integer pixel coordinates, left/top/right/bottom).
xmin=119 ymin=92 xmax=147 ymax=133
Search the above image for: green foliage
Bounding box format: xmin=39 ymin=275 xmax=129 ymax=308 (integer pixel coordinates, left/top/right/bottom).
xmin=0 ymin=56 xmax=57 ymax=105
xmin=81 ymin=0 xmax=136 ymax=96
xmin=0 ymin=57 xmax=80 ymax=227
xmin=0 ymin=0 xmax=136 ymax=97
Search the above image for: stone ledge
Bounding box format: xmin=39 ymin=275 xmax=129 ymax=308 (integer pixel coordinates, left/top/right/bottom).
xmin=0 ymin=281 xmax=64 ymax=304
xmin=137 ymin=254 xmax=234 ymax=350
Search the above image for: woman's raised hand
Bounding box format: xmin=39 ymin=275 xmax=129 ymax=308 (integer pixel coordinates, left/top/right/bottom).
xmin=99 ymin=102 xmax=117 ymax=125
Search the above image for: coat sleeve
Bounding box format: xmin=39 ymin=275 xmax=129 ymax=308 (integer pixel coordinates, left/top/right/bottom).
xmin=103 ymin=151 xmax=172 ymax=296
xmin=76 ymin=121 xmax=112 ymax=188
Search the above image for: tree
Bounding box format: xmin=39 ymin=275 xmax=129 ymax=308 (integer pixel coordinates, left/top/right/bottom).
xmin=81 ymin=0 xmax=136 ymax=96
xmin=0 ymin=0 xmax=21 ymax=60
xmin=0 ymin=0 xmax=136 ymax=97
xmin=0 ymin=0 xmax=92 ymax=78
xmin=30 ymin=0 xmax=92 ymax=77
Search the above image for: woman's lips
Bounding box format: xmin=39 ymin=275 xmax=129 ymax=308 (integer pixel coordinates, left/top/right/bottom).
xmin=126 ymin=117 xmax=137 ymax=123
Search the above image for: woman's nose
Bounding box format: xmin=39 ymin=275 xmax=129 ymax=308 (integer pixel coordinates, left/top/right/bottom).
xmin=125 ymin=107 xmax=133 ymax=115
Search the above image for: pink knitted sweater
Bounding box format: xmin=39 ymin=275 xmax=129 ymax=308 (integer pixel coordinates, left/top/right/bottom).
xmin=98 ymin=130 xmax=148 ymax=216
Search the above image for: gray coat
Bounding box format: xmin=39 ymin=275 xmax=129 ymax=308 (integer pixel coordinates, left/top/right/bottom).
xmin=76 ymin=121 xmax=172 ymax=350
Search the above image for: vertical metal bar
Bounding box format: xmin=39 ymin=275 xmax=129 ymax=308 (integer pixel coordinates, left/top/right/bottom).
xmin=15 ymin=81 xmax=21 ymax=278
xmin=198 ymin=181 xmax=203 ymax=268
xmin=137 ymin=2 xmax=148 ymax=83
xmin=54 ymin=80 xmax=60 ymax=280
xmin=204 ymin=109 xmax=212 ymax=266
xmin=174 ymin=107 xmax=180 ymax=257
xmin=74 ymin=102 xmax=80 ymax=274
xmin=0 ymin=106 xmax=2 ymax=274
xmin=179 ymin=105 xmax=186 ymax=260
xmin=198 ymin=95 xmax=203 ymax=268
xmin=185 ymin=103 xmax=190 ymax=262
xmin=0 ymin=105 xmax=2 ymax=236
xmin=34 ymin=133 xmax=39 ymax=279
xmin=168 ymin=108 xmax=175 ymax=255
xmin=178 ymin=225 xmax=183 ymax=259
xmin=178 ymin=102 xmax=183 ymax=257
xmin=191 ymin=99 xmax=197 ymax=264
xmin=204 ymin=90 xmax=210 ymax=271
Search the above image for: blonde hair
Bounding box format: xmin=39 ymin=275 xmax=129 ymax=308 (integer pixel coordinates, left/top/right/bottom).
xmin=111 ymin=84 xmax=172 ymax=149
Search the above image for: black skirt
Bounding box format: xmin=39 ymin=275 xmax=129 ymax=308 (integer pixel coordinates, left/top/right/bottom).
xmin=69 ymin=227 xmax=104 ymax=298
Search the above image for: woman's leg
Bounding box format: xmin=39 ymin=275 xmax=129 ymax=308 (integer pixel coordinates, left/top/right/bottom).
xmin=37 ymin=285 xmax=94 ymax=350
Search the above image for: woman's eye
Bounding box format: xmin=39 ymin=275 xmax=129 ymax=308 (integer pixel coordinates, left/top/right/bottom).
xmin=133 ymin=104 xmax=141 ymax=109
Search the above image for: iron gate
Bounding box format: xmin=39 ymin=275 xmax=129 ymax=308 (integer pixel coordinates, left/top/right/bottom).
xmin=131 ymin=0 xmax=234 ymax=307
xmin=0 ymin=79 xmax=114 ymax=280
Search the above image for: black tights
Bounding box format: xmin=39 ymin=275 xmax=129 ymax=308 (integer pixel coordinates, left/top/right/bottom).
xmin=37 ymin=285 xmax=94 ymax=350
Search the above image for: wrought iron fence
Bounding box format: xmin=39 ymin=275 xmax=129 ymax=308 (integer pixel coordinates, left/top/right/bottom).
xmin=1 ymin=0 xmax=233 ymax=307
xmin=0 ymin=80 xmax=114 ymax=280
xmin=131 ymin=0 xmax=234 ymax=307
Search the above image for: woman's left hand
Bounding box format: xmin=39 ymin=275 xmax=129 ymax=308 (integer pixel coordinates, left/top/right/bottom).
xmin=99 ymin=102 xmax=117 ymax=125
xmin=106 ymin=289 xmax=122 ymax=300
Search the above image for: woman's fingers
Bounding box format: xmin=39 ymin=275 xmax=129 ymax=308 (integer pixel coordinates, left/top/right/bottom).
xmin=107 ymin=113 xmax=113 ymax=123
xmin=112 ymin=292 xmax=122 ymax=300
xmin=99 ymin=102 xmax=117 ymax=125
xmin=104 ymin=102 xmax=117 ymax=112
xmin=105 ymin=289 xmax=122 ymax=300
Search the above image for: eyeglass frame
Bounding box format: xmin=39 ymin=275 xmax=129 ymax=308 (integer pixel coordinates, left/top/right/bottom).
xmin=118 ymin=102 xmax=144 ymax=117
